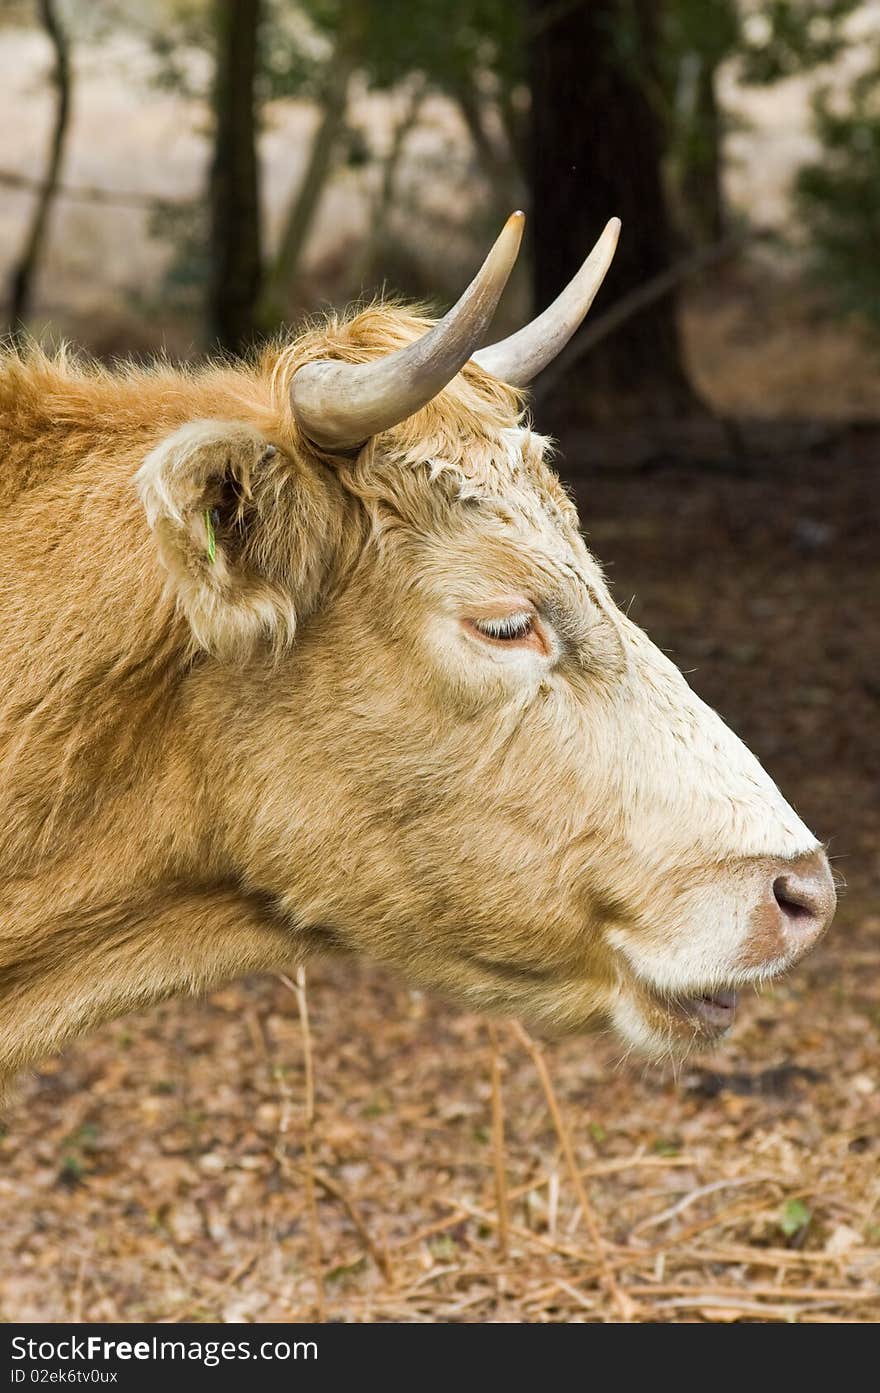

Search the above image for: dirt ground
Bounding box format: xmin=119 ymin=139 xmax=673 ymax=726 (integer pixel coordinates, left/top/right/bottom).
xmin=1 ymin=425 xmax=877 ymax=1324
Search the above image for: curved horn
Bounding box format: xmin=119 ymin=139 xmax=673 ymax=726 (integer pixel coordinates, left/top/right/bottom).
xmin=290 ymin=211 xmax=525 ymax=451
xmin=472 ymin=217 xmax=621 ymax=387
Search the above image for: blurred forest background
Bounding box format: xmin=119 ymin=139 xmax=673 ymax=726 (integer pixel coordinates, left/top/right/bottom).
xmin=4 ymin=0 xmax=880 ymax=425
xmin=0 ymin=0 xmax=878 ymax=1324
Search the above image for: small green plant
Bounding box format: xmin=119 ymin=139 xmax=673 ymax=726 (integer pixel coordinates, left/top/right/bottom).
xmin=58 ymin=1153 xmax=85 ymax=1187
xmin=57 ymin=1122 xmax=101 ymax=1188
xmin=779 ymin=1197 xmax=812 ymax=1239
xmin=429 ymin=1235 xmax=458 ymax=1261
xmin=796 ymin=61 xmax=880 ymax=328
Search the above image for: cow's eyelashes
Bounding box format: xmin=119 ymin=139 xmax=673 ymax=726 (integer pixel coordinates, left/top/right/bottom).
xmin=472 ymin=612 xmax=534 ymax=642
xmin=461 ymin=604 xmax=552 ymax=657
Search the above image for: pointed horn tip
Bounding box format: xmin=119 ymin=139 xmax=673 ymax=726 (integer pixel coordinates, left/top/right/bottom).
xmin=470 ymin=212 xmax=623 ymax=388
xmin=496 ymin=209 xmax=525 ymax=255
xmin=477 ymin=210 xmax=525 ymax=290
xmin=289 ymin=214 xmax=527 ymax=451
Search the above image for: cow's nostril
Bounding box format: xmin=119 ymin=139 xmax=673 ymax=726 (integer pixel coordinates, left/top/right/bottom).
xmin=770 ymin=851 xmax=836 ymax=942
xmin=744 ymin=850 xmax=836 ymax=971
xmin=773 ymin=876 xmax=816 ymax=922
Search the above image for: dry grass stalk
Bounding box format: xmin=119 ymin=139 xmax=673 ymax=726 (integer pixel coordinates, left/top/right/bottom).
xmin=625 ymin=1282 xmax=872 ymax=1301
xmin=392 ymin=1152 xmax=699 ymax=1255
xmin=170 ymin=1252 xmax=261 ymax=1324
xmin=243 ymin=1006 xmax=270 ymax=1068
xmin=653 ymin=1297 xmax=836 ymax=1319
xmin=676 ymin=1243 xmax=864 ymax=1271
xmin=311 ymin=1166 xmax=394 ymax=1287
xmin=70 ymin=1253 xmax=86 ymax=1323
xmin=629 ymin=1176 xmax=772 ymax=1236
xmin=279 ymin=968 xmax=325 ymax=1321
xmin=487 ymin=1022 xmax=510 ymax=1260
xmin=510 ymin=1020 xmax=638 ymax=1321
xmin=453 ymin=1197 xmax=609 ymax=1267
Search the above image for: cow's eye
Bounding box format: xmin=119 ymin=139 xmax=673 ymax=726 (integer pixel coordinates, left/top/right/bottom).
xmin=472 ymin=612 xmax=534 ymax=642
xmin=461 ymin=607 xmax=553 ymax=660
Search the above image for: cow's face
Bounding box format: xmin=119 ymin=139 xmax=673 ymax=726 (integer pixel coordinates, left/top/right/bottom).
xmin=139 ymin=218 xmax=835 ymax=1058
xmin=258 ymin=385 xmax=833 ymax=1058
xmin=139 ymin=348 xmax=834 ymax=1059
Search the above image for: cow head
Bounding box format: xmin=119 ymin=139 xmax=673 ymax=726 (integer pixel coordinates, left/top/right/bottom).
xmin=138 ymin=214 xmax=835 ymax=1059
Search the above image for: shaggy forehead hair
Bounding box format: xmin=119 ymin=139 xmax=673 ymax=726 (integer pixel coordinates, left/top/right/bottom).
xmin=267 ymin=305 xmax=569 ymax=529
xmin=1 ymin=304 xmax=568 ymax=539
xmin=0 ymin=305 xmax=578 ymax=670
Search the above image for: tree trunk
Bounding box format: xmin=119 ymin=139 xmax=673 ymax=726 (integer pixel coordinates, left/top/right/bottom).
xmin=260 ymin=46 xmax=354 ymax=325
xmin=454 ymin=83 xmax=522 ymax=223
xmin=207 ymin=0 xmax=263 ymax=354
xmin=528 ymin=0 xmax=701 ymax=424
xmin=260 ymin=0 xmax=369 ymax=325
xmin=678 ymin=55 xmax=725 ymax=245
xmin=7 ymin=0 xmax=72 ymax=336
xmin=351 ymin=78 xmax=427 ymax=292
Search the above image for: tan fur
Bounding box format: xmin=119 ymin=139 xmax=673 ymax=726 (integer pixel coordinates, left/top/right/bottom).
xmin=0 ymin=307 xmax=825 ymax=1094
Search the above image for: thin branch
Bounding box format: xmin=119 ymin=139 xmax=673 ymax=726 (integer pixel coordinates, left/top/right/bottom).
xmin=532 ymin=230 xmax=759 ymax=407
xmin=352 ymin=77 xmax=427 ymax=290
xmin=454 ymin=83 xmax=519 ymax=218
xmin=394 ymin=1152 xmax=698 ymax=1252
xmin=310 ymin=1166 xmax=394 ymax=1288
xmin=279 ymin=968 xmax=325 ymax=1321
xmin=525 ymin=0 xmax=591 ymax=41
xmin=510 ymin=1020 xmax=638 ymax=1321
xmin=487 ymin=1022 xmax=510 ymax=1260
xmin=0 ymin=169 xmax=178 ymax=210
xmin=626 ymin=1282 xmax=871 ymax=1302
xmin=260 ymin=1 xmax=365 ymax=322
xmin=7 ymin=0 xmax=72 ymax=332
xmin=629 ymin=1176 xmax=771 ymax=1238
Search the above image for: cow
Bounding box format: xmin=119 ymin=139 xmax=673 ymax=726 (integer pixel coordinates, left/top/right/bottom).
xmin=0 ymin=212 xmax=834 ymax=1100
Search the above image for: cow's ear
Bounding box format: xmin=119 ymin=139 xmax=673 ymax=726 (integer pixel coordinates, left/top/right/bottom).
xmin=136 ymin=419 xmax=300 ymax=658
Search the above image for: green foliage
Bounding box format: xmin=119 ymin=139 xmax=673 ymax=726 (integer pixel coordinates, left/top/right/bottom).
xmin=796 ymin=61 xmax=880 ymax=326
xmin=738 ymin=1 xmax=860 ymax=85
xmin=779 ymin=1197 xmax=812 ymax=1238
xmin=213 ymin=1 xmax=523 ymax=108
xmin=356 ymin=0 xmax=523 ymax=96
xmin=429 ymin=1234 xmax=458 ymax=1260
xmin=145 ymin=197 xmax=209 ymax=315
xmin=107 ymin=1 xmax=880 ymax=336
xmin=138 ymin=0 xmax=216 ymax=98
xmin=258 ymin=0 xmax=334 ymax=102
xmin=662 ymin=0 xmax=864 ymax=244
xmin=651 ymin=1136 xmax=681 ymax=1157
xmin=58 ymin=1122 xmax=101 ymax=1188
xmin=663 ymin=0 xmax=861 ymax=112
xmin=666 ymin=0 xmax=740 ymax=75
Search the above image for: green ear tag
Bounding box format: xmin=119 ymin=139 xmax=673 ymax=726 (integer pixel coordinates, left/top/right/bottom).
xmin=204 ymin=509 xmax=217 ymax=564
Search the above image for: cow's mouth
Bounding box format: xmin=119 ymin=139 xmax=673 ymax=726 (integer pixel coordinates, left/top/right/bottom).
xmin=671 ymin=988 xmax=738 ymax=1034
xmin=634 ymin=980 xmax=740 ymax=1045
